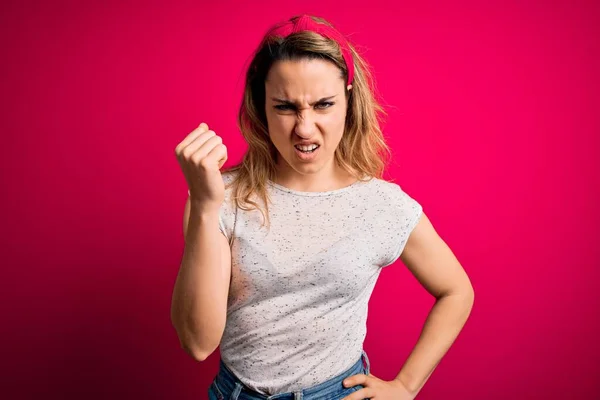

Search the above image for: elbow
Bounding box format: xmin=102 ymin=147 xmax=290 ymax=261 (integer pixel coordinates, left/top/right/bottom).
xmin=459 ymin=285 xmax=475 ymax=317
xmin=458 ymin=285 xmax=475 ymax=309
xmin=171 ymin=313 xmax=224 ymax=362
xmin=177 ymin=333 xmax=219 ymax=362
xmin=455 ymin=278 xmax=475 ymax=303
xmin=440 ymin=283 xmax=475 ymax=311
xmin=460 ymin=283 xmax=475 ymax=301
xmin=182 ymin=343 xmax=215 ymax=362
xmin=173 ymin=325 xmax=219 ymax=362
xmin=466 ymin=282 xmax=475 ymax=304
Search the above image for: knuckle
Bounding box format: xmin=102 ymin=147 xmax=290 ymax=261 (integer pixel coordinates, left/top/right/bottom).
xmin=181 ymin=147 xmax=193 ymax=159
xmin=199 ymin=158 xmax=211 ymax=169
xmin=190 ymin=153 xmax=203 ymax=165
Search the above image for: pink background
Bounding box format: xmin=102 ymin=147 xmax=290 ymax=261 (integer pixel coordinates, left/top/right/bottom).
xmin=2 ymin=1 xmax=598 ymax=399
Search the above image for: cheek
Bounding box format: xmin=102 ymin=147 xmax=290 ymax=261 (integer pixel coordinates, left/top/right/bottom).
xmin=324 ymin=112 xmax=345 ymax=129
xmin=266 ymin=114 xmax=294 ymax=136
xmin=322 ymin=112 xmax=346 ymax=139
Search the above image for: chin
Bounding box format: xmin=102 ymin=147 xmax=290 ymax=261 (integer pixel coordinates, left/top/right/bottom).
xmin=282 ymin=156 xmax=324 ymax=174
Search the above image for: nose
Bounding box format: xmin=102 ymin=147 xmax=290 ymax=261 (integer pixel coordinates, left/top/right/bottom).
xmin=294 ymin=110 xmax=317 ymax=139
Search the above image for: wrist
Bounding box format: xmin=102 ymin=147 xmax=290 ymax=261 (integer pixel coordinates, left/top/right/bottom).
xmin=190 ymin=203 xmax=220 ymax=221
xmin=393 ymin=377 xmax=418 ymax=399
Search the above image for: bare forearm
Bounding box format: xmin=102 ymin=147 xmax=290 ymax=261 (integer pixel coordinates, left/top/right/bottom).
xmin=170 ymin=208 xmax=229 ymax=359
xmin=395 ymin=292 xmax=474 ymax=396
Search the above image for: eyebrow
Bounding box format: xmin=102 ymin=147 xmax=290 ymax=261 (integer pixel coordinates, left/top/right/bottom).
xmin=270 ymin=95 xmax=337 ymax=106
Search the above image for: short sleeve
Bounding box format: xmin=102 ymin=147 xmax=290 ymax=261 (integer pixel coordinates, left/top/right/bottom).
xmin=380 ymin=186 xmax=423 ymax=268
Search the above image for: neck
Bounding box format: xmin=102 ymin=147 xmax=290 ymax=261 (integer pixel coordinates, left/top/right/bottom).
xmin=273 ymin=160 xmax=357 ymax=192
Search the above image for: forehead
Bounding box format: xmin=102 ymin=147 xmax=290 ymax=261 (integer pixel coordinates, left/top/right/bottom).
xmin=265 ymin=59 xmax=344 ymax=97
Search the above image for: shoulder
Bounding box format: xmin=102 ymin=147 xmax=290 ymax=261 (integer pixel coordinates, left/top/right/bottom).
xmin=367 ymin=178 xmax=424 ymax=236
xmin=220 ymin=168 xmax=238 ymax=187
xmin=220 ymin=169 xmax=241 ymax=202
xmin=364 ymin=177 xmax=421 ymax=209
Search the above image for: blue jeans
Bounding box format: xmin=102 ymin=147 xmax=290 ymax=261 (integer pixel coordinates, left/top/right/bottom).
xmin=208 ymin=350 xmax=372 ymax=400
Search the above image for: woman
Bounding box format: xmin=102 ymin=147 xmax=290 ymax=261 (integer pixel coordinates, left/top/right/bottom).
xmin=172 ymin=14 xmax=474 ymax=400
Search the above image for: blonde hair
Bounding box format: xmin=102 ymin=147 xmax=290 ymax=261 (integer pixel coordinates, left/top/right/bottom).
xmin=224 ymin=14 xmax=392 ymax=230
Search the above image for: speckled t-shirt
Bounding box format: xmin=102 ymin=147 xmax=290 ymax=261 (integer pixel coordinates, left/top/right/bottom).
xmin=200 ymin=170 xmax=422 ymax=395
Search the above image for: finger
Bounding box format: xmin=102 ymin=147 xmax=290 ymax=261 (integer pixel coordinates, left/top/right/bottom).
xmin=182 ymin=123 xmax=211 ymax=148
xmin=205 ymin=143 xmax=228 ymax=169
xmin=175 ymin=122 xmax=210 ymax=154
xmin=343 ymin=373 xmax=368 ymax=388
xmin=189 ymin=135 xmax=223 ymax=165
xmin=180 ymin=130 xmax=218 ymax=159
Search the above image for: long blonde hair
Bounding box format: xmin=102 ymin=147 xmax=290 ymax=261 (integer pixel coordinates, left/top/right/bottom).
xmin=224 ymin=14 xmax=392 ymax=229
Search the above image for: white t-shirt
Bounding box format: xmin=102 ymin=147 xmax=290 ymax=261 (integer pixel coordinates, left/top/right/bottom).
xmin=192 ymin=170 xmax=422 ymax=395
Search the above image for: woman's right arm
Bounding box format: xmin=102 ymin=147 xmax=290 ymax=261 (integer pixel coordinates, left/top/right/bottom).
xmin=170 ymin=196 xmax=232 ymax=361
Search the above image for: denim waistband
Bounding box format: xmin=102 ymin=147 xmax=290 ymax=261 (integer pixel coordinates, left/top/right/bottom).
xmin=213 ymin=350 xmax=371 ymax=400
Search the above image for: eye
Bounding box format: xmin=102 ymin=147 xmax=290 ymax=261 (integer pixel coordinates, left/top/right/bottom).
xmin=315 ymin=101 xmax=334 ymax=109
xmin=273 ymin=102 xmax=335 ymax=111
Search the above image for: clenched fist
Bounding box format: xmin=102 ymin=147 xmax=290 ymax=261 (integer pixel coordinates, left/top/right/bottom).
xmin=174 ymin=122 xmax=228 ymax=214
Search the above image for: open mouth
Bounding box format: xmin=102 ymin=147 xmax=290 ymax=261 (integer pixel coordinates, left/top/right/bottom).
xmin=294 ymin=144 xmax=320 ymax=153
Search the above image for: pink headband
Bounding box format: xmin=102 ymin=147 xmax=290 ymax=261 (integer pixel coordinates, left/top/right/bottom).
xmin=266 ymin=15 xmax=355 ymax=86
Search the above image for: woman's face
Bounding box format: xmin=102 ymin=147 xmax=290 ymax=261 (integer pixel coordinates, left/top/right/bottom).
xmin=264 ymin=58 xmax=349 ymax=177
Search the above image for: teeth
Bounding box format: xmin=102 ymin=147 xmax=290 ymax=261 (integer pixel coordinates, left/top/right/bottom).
xmin=295 ymin=144 xmax=319 ymax=151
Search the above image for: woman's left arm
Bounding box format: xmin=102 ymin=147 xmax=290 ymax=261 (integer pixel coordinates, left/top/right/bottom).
xmin=342 ymin=211 xmax=475 ymax=400
xmin=395 ymin=211 xmax=475 ymax=396
xmin=343 ymin=213 xmax=474 ymax=400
